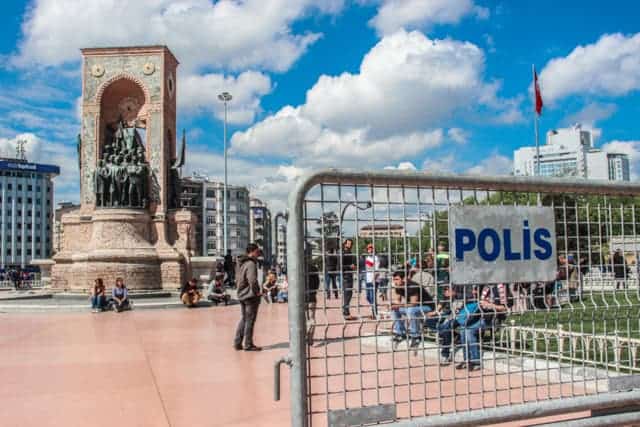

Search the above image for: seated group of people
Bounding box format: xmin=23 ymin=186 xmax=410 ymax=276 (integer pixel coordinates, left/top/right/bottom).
xmin=390 ymin=270 xmax=508 ymax=371
xmin=90 ymin=278 xmax=131 ymax=312
xmin=262 ymin=272 xmax=288 ymax=303
xmin=180 ymin=275 xmax=232 ymax=307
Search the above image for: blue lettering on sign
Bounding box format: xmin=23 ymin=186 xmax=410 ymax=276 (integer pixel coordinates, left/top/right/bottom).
xmin=454 ymin=220 xmax=553 ymax=262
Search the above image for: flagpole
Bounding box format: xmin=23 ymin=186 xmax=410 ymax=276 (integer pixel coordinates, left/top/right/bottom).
xmin=533 ymin=64 xmax=541 ymax=177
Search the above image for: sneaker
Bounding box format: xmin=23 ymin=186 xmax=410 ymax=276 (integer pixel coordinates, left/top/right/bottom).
xmin=233 ymin=344 xmax=243 ymax=351
xmin=392 ymin=334 xmax=406 ymax=343
xmin=455 ymin=362 xmax=468 ymax=370
xmin=343 ymin=315 xmax=358 ymax=321
xmin=439 ymin=355 xmax=452 ymax=365
xmin=409 ymin=337 xmax=421 ymax=349
xmin=244 ymin=345 xmax=262 ymax=352
xmin=468 ymin=362 xmax=482 ymax=371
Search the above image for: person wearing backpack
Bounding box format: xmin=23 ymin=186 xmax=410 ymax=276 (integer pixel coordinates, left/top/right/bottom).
xmin=234 ymin=243 xmax=263 ymax=352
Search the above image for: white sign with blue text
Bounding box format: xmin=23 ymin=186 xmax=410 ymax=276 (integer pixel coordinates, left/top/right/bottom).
xmin=449 ymin=206 xmax=557 ymax=285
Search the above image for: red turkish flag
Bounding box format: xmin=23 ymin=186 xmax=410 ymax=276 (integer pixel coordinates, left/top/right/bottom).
xmin=534 ymin=68 xmax=543 ymax=115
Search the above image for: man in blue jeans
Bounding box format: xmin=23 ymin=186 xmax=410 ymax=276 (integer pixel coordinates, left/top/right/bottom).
xmin=424 ymin=284 xmax=459 ymax=365
xmin=390 ymin=270 xmax=435 ymax=348
xmin=457 ymin=284 xmax=508 ymax=371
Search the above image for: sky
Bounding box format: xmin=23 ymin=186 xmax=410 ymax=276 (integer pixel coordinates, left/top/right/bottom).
xmin=0 ymin=0 xmax=639 ymax=212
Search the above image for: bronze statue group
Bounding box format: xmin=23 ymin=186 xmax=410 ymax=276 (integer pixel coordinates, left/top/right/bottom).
xmin=95 ymin=118 xmax=149 ymax=208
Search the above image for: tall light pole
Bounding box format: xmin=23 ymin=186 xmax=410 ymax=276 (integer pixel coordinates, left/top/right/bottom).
xmin=218 ymin=92 xmax=232 ymax=257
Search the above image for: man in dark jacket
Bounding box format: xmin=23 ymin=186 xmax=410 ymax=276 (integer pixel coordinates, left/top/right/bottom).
xmin=341 ymin=239 xmax=357 ymax=320
xmin=234 ymin=243 xmax=263 ymax=351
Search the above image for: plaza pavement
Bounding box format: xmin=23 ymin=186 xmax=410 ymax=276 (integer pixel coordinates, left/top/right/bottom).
xmin=0 ymin=300 xmax=591 ymax=427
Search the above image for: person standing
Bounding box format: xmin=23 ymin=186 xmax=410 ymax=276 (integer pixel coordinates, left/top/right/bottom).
xmin=224 ymin=250 xmax=235 ymax=287
xmin=364 ymin=243 xmax=380 ymax=319
xmin=325 ymin=248 xmax=340 ymax=299
xmin=234 ymin=243 xmax=263 ymax=351
xmin=341 ymin=239 xmax=357 ymax=321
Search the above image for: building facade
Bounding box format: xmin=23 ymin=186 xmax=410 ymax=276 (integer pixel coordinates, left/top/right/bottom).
xmin=249 ymin=198 xmax=272 ymax=263
xmin=53 ymin=201 xmax=80 ymax=254
xmin=0 ymin=158 xmax=59 ymax=268
xmin=182 ymin=175 xmax=250 ymax=257
xmin=513 ymin=124 xmax=630 ymax=181
xmin=358 ymin=224 xmax=406 ymax=239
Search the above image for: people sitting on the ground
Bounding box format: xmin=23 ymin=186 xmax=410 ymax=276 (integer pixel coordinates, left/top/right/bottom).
xmin=262 ymin=272 xmax=279 ymax=303
xmin=456 ymin=283 xmax=508 ymax=371
xmin=390 ymin=270 xmax=435 ymax=349
xmin=90 ymin=278 xmax=107 ymax=312
xmin=277 ymin=275 xmax=289 ymax=303
xmin=424 ymin=284 xmax=459 ymax=365
xmin=180 ymin=278 xmax=202 ymax=307
xmin=207 ymin=273 xmax=230 ymax=305
xmin=111 ymin=277 xmax=130 ymax=312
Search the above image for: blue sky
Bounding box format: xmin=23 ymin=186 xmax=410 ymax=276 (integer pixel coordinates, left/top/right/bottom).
xmin=1 ymin=0 xmax=639 ymax=211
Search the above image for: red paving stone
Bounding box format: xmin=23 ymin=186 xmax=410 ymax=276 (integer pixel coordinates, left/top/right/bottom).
xmin=0 ymin=300 xmax=592 ymax=426
xmin=0 ymin=305 xmax=291 ymax=427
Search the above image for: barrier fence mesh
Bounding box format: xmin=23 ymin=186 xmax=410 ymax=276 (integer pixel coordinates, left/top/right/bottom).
xmin=296 ymin=180 xmax=640 ymax=426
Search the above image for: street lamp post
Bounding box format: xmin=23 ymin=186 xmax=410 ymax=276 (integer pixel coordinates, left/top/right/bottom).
xmin=339 ymin=201 xmax=373 ymax=238
xmin=218 ymin=92 xmax=232 ymax=256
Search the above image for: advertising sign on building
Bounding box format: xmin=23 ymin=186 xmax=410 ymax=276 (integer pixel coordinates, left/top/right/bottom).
xmin=449 ymin=206 xmax=557 ymax=284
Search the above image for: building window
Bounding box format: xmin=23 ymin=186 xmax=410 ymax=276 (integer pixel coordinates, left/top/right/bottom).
xmin=17 ymin=184 xmax=22 ymax=191
xmin=27 ymin=185 xmax=32 ymax=191
xmin=36 ymin=211 xmax=41 ymax=217
xmin=206 ymin=215 xmax=215 ymax=225
xmin=7 ymin=197 xmax=11 ymax=203
xmin=27 ymin=197 xmax=32 ymax=204
xmin=27 ymin=224 xmax=31 ymax=230
xmin=27 ymin=249 xmax=32 ymax=256
xmin=35 ymin=249 xmax=41 ymax=256
xmin=6 ymin=249 xmax=10 ymax=256
xmin=17 ymin=197 xmax=22 ymax=204
xmin=206 ymin=200 xmax=215 ymax=210
xmin=36 ymin=186 xmax=40 ymax=192
xmin=36 ymin=237 xmax=41 ymax=243
xmin=206 ymin=189 xmax=216 ymax=198
xmin=207 ymin=230 xmax=216 ymax=237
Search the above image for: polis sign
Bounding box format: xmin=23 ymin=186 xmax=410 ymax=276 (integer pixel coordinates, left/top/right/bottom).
xmin=449 ymin=206 xmax=557 ymax=285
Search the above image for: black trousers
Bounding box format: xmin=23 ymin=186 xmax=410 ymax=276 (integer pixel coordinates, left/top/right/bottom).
xmin=342 ymin=275 xmax=354 ymax=317
xmin=235 ymin=297 xmax=261 ymax=348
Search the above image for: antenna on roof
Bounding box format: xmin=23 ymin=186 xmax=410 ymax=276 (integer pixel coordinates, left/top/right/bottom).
xmin=15 ymin=139 xmax=27 ymax=161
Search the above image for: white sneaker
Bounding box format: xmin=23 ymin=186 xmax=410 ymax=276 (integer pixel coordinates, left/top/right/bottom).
xmin=439 ymin=355 xmax=452 ymax=365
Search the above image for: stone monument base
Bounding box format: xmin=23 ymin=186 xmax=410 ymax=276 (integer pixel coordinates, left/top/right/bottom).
xmin=50 ymin=209 xmax=189 ymax=291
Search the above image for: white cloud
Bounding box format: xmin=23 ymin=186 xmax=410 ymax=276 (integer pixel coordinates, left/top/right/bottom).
xmin=422 ymin=154 xmax=456 ymax=173
xmin=539 ymin=33 xmax=640 ymax=103
xmin=384 ymin=161 xmax=417 ymax=170
xmin=369 ymin=0 xmax=489 ymax=36
xmin=562 ymin=102 xmax=617 ymax=143
xmin=179 ymin=71 xmax=272 ymax=125
xmin=13 ymin=0 xmax=344 ymax=74
xmin=231 ymin=30 xmax=517 ymax=169
xmin=447 ymin=127 xmax=469 ymax=144
xmin=465 ymin=153 xmax=512 ymax=176
xmin=602 ymin=140 xmax=640 ymax=180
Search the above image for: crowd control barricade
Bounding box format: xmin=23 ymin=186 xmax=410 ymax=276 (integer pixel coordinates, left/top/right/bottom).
xmin=281 ymin=169 xmax=640 ymax=426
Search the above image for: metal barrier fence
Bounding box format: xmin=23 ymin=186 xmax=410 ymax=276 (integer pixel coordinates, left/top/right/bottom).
xmin=0 ymin=279 xmax=44 ymax=289
xmin=283 ymin=169 xmax=640 ymax=427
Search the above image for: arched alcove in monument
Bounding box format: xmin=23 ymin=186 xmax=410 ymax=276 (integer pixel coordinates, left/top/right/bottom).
xmin=98 ymin=76 xmax=148 ymax=153
xmin=94 ymin=76 xmax=151 ymax=209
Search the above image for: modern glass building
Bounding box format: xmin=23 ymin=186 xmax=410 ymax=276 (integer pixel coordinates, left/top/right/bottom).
xmin=0 ymin=158 xmax=59 ymax=268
